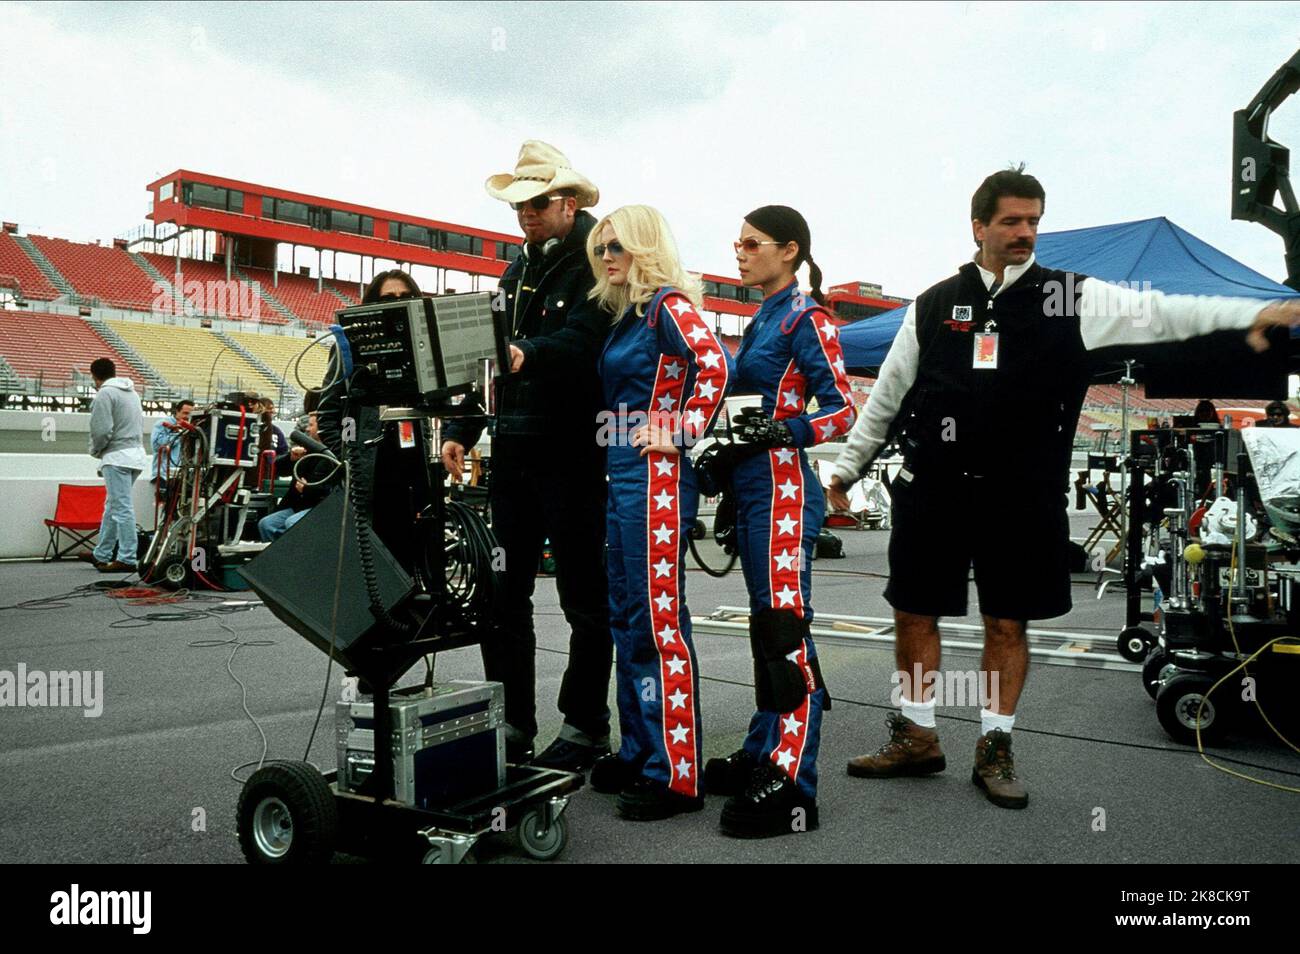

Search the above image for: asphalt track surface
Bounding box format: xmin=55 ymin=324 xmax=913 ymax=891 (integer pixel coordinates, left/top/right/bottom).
xmin=2 ymin=511 xmax=1297 ymax=864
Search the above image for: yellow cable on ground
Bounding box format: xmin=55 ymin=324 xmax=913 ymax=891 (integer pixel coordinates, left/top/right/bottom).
xmin=1190 ymin=545 xmax=1300 ymax=792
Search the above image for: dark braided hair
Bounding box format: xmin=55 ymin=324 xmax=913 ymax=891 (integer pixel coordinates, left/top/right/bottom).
xmin=743 ymin=205 xmax=825 ymax=306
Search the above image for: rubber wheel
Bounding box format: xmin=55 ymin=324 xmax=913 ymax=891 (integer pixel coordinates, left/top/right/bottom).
xmin=1156 ymin=674 xmax=1226 ymax=745
xmin=516 ymin=807 xmax=568 ymax=861
xmin=236 ymin=761 xmax=337 ymax=864
xmin=1140 ymin=648 xmax=1172 ymax=700
xmin=156 ymin=557 xmax=189 ymax=591
xmin=421 ymin=845 xmax=478 ymax=864
xmin=1117 ymin=625 xmax=1154 ymax=663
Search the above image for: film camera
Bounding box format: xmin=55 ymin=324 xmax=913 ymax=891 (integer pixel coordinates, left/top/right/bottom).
xmin=333 ymin=292 xmax=509 ymax=409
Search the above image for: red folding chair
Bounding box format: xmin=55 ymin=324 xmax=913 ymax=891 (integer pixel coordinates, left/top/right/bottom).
xmin=43 ymin=484 xmax=107 ymax=561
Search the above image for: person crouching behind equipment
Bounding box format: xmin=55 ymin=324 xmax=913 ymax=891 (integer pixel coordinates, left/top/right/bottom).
xmin=258 ymin=403 xmax=335 ymax=542
xmin=702 ymin=206 xmax=855 ymax=838
xmin=150 ymin=398 xmax=193 ymax=501
xmin=587 ymin=205 xmax=733 ymax=820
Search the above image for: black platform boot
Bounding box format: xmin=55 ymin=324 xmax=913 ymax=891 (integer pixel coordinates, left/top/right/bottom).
xmin=719 ymin=761 xmax=818 ymax=838
xmin=616 ymin=777 xmax=705 ymax=821
xmin=703 ymin=748 xmax=758 ymax=796
xmin=589 ymin=753 xmax=639 ymax=794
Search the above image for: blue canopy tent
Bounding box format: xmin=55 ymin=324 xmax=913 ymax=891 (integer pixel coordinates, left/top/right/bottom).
xmin=839 ymin=217 xmax=1300 ymax=372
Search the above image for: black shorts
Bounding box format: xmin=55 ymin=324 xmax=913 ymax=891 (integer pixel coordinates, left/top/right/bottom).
xmin=883 ymin=470 xmax=1073 ymax=621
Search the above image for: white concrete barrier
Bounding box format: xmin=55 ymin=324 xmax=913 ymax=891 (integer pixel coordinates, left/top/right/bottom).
xmin=0 ymin=458 xmax=156 ymax=561
xmin=0 ymin=409 xmax=298 ymax=560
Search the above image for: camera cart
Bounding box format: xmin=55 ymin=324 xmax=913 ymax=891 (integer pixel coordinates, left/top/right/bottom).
xmin=1142 ymin=443 xmax=1300 ymax=745
xmin=235 ymin=417 xmax=584 ymax=862
xmin=237 ymin=294 xmax=584 ymax=863
xmin=236 ymin=691 xmax=582 ymax=864
xmin=1116 ymin=426 xmax=1236 ymax=662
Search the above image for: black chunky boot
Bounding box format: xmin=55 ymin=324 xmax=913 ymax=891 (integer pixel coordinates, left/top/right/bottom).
xmin=720 ymin=761 xmax=818 ymax=838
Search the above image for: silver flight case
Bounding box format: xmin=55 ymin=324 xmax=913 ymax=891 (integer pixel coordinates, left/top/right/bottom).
xmin=336 ymin=680 xmax=506 ymax=809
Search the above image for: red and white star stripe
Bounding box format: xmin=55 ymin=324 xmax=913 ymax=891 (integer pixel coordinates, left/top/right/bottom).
xmin=771 ymin=642 xmax=814 ymax=784
xmin=766 ymin=447 xmax=806 ymax=619
xmin=803 ymin=307 xmax=856 ymax=443
xmin=764 ymin=449 xmax=816 ymax=784
xmin=646 ymin=352 xmax=699 ymax=797
xmin=774 ymin=358 xmax=806 ymax=422
xmin=661 ymin=294 xmax=729 ymax=444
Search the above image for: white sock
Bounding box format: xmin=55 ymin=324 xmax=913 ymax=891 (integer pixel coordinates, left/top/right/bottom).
xmin=981 ymin=709 xmax=1015 ymax=735
xmin=900 ymin=697 xmax=936 ymax=728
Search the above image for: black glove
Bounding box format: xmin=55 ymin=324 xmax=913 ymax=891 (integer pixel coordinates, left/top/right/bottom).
xmin=731 ymin=407 xmax=794 ymax=449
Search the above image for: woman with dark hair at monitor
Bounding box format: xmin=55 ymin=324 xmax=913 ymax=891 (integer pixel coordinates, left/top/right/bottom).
xmin=316 ymin=269 xmax=428 ymax=573
xmin=1192 ymin=399 xmax=1219 ymax=426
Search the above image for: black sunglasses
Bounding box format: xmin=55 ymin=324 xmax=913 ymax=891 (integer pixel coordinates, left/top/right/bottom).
xmin=377 ymin=291 xmax=418 ymax=302
xmin=510 ymin=194 xmax=566 ymax=212
xmin=594 ymin=241 xmax=627 ymax=258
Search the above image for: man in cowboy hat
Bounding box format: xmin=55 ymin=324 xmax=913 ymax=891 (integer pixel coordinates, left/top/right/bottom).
xmin=441 ymin=141 xmax=614 ymax=771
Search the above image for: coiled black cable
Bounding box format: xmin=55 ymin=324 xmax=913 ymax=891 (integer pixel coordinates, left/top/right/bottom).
xmin=442 ymin=498 xmax=501 ymax=618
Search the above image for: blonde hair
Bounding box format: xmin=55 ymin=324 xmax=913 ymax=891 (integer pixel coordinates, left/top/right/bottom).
xmin=587 ymin=205 xmax=704 ymax=320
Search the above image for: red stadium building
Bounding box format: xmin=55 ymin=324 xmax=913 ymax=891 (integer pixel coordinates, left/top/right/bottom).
xmin=825 ymin=281 xmax=910 ymax=321
xmin=145 ymin=170 xmax=520 ymax=297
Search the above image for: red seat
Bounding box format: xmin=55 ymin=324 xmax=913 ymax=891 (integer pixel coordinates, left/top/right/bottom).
xmin=43 ymin=483 xmax=106 ymax=561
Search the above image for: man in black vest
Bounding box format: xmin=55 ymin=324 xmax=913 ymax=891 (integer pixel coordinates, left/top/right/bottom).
xmin=830 ymin=166 xmax=1300 ymax=809
xmin=441 ymin=141 xmax=613 ymax=770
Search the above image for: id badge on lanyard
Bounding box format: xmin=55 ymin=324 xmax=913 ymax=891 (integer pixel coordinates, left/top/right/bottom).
xmin=974 ymin=320 xmax=998 ymax=370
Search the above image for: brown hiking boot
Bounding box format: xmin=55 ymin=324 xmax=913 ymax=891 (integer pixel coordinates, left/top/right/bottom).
xmin=972 ymin=729 xmax=1028 ymax=809
xmin=846 ymin=712 xmax=946 ymax=778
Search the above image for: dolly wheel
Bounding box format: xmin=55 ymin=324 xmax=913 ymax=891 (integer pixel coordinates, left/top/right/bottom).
xmin=1140 ymin=648 xmax=1172 ymax=700
xmin=237 ymin=761 xmax=337 ymax=864
xmin=421 ymin=846 xmax=478 ymax=864
xmin=1116 ymin=626 xmax=1154 ymax=663
xmin=517 ymin=807 xmax=568 ymax=861
xmin=156 ymin=557 xmax=189 ymax=590
xmin=1156 ymin=674 xmax=1225 ymax=746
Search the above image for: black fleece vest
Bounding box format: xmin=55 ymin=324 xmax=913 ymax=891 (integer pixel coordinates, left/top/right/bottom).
xmin=901 ymin=261 xmax=1091 ymax=485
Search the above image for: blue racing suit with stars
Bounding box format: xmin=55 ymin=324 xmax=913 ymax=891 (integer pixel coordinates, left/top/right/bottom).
xmin=600 ymin=286 xmax=733 ymax=796
xmin=731 ymin=279 xmax=855 ymax=798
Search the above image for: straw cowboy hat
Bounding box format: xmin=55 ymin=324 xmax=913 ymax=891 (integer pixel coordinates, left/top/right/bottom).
xmin=485 ymin=140 xmax=599 ymax=209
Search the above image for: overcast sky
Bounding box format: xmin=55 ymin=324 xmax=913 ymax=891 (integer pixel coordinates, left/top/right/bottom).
xmin=2 ymin=1 xmax=1299 ymax=301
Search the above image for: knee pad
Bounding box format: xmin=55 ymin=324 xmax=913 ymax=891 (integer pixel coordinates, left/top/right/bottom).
xmin=750 ymin=607 xmax=815 ymax=713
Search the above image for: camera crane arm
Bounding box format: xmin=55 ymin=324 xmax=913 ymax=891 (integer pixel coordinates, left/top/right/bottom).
xmin=1232 ymin=48 xmax=1300 ymax=290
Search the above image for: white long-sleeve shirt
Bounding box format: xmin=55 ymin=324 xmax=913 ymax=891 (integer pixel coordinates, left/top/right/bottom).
xmin=831 ymin=253 xmax=1268 ymax=485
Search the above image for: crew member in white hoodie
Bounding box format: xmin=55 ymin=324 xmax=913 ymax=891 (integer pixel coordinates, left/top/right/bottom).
xmin=87 ymin=357 xmax=149 ymax=573
xmin=830 ymin=166 xmax=1300 ymax=809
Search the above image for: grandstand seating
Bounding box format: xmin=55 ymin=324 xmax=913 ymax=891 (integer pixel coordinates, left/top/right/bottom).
xmin=1073 ymin=385 xmax=1279 ymax=444
xmin=241 ymin=265 xmax=350 ymax=324
xmin=105 ymin=321 xmax=280 ymax=399
xmin=326 ymin=278 xmax=362 ymax=305
xmin=0 ymin=232 xmax=59 ymax=301
xmin=139 ymin=253 xmax=284 ymax=323
xmin=227 ymin=330 xmax=332 ymax=393
xmin=0 ymin=312 xmax=145 ymax=387
xmin=29 ymin=236 xmax=168 ymax=312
